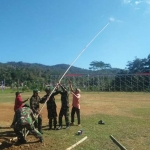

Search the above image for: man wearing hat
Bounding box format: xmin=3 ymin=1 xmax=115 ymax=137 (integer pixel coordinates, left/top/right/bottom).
xmin=56 ymin=83 xmax=70 ymax=130
xmin=13 ymin=104 xmax=43 ymax=144
xmin=30 ymin=89 xmax=44 ymax=134
xmin=41 ymin=87 xmax=59 ymax=130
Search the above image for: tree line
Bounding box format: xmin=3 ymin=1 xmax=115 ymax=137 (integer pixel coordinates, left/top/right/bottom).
xmin=0 ymin=53 xmax=150 ymax=92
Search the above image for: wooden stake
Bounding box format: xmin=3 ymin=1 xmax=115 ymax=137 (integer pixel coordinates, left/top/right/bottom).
xmin=110 ymin=135 xmax=127 ymax=150
xmin=66 ymin=136 xmax=87 ymax=150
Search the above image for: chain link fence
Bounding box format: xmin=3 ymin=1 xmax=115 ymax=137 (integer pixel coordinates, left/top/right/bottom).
xmin=49 ymin=74 xmax=150 ymax=92
xmin=4 ymin=73 xmax=150 ymax=92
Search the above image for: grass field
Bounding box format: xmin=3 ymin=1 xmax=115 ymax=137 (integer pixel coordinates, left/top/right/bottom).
xmin=0 ymin=91 xmax=150 ymax=150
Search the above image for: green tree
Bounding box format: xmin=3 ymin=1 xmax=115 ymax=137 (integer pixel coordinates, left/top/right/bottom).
xmin=89 ymin=61 xmax=111 ymax=71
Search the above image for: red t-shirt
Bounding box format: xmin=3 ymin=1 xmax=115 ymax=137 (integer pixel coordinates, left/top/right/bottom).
xmin=14 ymin=95 xmax=23 ymax=111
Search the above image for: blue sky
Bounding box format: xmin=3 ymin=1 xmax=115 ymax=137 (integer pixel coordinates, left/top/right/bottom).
xmin=0 ymin=0 xmax=150 ymax=70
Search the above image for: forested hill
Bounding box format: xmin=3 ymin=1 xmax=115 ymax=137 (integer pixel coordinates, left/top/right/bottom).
xmin=0 ymin=61 xmax=121 ymax=86
xmin=0 ymin=61 xmax=121 ymax=74
xmin=0 ymin=61 xmax=91 ymax=74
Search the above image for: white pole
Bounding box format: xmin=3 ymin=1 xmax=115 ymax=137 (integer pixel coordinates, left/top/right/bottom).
xmin=26 ymin=21 xmax=111 ymax=138
xmin=39 ymin=21 xmax=111 ymax=114
xmin=66 ymin=136 xmax=88 ymax=150
xmin=18 ymin=21 xmax=111 ymax=139
xmin=59 ymin=22 xmax=110 ymax=83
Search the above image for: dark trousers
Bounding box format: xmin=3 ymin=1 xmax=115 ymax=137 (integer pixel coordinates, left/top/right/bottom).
xmin=34 ymin=114 xmax=42 ymax=132
xmin=47 ymin=108 xmax=57 ymax=129
xmin=71 ymin=107 xmax=80 ymax=125
xmin=49 ymin=118 xmax=57 ymax=129
xmin=59 ymin=108 xmax=69 ymax=126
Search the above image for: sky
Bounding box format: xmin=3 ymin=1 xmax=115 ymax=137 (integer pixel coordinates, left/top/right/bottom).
xmin=0 ymin=0 xmax=150 ymax=70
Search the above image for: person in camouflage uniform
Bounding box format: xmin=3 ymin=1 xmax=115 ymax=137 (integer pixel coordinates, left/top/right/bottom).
xmin=13 ymin=104 xmax=43 ymax=144
xmin=57 ymin=83 xmax=70 ymax=130
xmin=41 ymin=87 xmax=59 ymax=130
xmin=30 ymin=89 xmax=44 ymax=134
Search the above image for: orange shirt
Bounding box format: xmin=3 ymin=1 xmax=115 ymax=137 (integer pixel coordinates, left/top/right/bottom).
xmin=72 ymin=93 xmax=81 ymax=109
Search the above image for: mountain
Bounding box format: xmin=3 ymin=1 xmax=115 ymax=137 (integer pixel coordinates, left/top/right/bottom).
xmin=0 ymin=61 xmax=122 ymax=86
xmin=2 ymin=61 xmax=91 ymax=74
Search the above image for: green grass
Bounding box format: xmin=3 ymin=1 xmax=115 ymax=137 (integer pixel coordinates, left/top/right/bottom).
xmin=1 ymin=92 xmax=150 ymax=150
xmin=41 ymin=114 xmax=150 ymax=150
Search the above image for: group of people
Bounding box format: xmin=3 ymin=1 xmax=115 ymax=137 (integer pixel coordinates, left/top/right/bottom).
xmin=10 ymin=81 xmax=81 ymax=144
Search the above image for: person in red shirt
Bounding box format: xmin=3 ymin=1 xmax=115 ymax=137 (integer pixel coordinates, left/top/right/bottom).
xmin=14 ymin=92 xmax=29 ymax=111
xmin=10 ymin=92 xmax=29 ymax=128
xmin=69 ymin=81 xmax=81 ymax=126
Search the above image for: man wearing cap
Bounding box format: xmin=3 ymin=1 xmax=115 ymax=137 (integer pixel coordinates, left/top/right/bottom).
xmin=10 ymin=92 xmax=29 ymax=128
xmin=69 ymin=81 xmax=81 ymax=126
xmin=57 ymin=83 xmax=70 ymax=130
xmin=30 ymin=89 xmax=44 ymax=134
xmin=41 ymin=87 xmax=59 ymax=130
xmin=13 ymin=104 xmax=43 ymax=144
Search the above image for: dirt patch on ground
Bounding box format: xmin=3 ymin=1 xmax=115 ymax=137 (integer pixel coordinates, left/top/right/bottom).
xmin=1 ymin=92 xmax=150 ymax=150
xmin=0 ymin=102 xmax=100 ymax=150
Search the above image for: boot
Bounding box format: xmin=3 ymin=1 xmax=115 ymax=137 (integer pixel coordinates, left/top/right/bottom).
xmin=39 ymin=137 xmax=43 ymax=143
xmin=49 ymin=119 xmax=52 ymax=130
xmin=17 ymin=136 xmax=27 ymax=144
xmin=54 ymin=118 xmax=57 ymax=130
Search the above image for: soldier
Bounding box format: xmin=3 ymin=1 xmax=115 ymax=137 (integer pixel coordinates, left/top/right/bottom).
xmin=30 ymin=89 xmax=44 ymax=134
xmin=41 ymin=87 xmax=59 ymax=130
xmin=57 ymin=83 xmax=70 ymax=130
xmin=13 ymin=104 xmax=43 ymax=144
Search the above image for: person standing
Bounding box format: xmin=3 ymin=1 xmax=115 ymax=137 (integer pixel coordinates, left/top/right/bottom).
xmin=30 ymin=89 xmax=43 ymax=134
xmin=57 ymin=83 xmax=70 ymax=130
xmin=69 ymin=81 xmax=81 ymax=126
xmin=13 ymin=104 xmax=43 ymax=144
xmin=41 ymin=87 xmax=59 ymax=130
xmin=10 ymin=92 xmax=29 ymax=128
xmin=14 ymin=92 xmax=29 ymax=112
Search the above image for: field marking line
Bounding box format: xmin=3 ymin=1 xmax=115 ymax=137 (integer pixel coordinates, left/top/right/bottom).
xmin=66 ymin=136 xmax=88 ymax=150
xmin=110 ymin=135 xmax=127 ymax=150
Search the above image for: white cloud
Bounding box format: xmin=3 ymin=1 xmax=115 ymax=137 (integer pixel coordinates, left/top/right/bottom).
xmin=122 ymin=0 xmax=131 ymax=4
xmin=145 ymin=0 xmax=150 ymax=4
xmin=122 ymin=0 xmax=150 ymax=14
xmin=122 ymin=0 xmax=150 ymax=5
xmin=109 ymin=17 xmax=115 ymax=22
xmin=109 ymin=17 xmax=123 ymax=23
xmin=135 ymin=1 xmax=142 ymax=5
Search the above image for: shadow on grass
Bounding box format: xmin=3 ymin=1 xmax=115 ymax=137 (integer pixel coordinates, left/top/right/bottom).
xmin=0 ymin=130 xmax=15 ymax=138
xmin=0 ymin=128 xmax=16 ymax=150
xmin=0 ymin=141 xmax=13 ymax=149
xmin=0 ymin=127 xmax=43 ymax=150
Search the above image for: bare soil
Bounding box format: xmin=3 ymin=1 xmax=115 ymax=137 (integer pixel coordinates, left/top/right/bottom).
xmin=1 ymin=92 xmax=150 ymax=150
xmin=0 ymin=101 xmax=99 ymax=150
